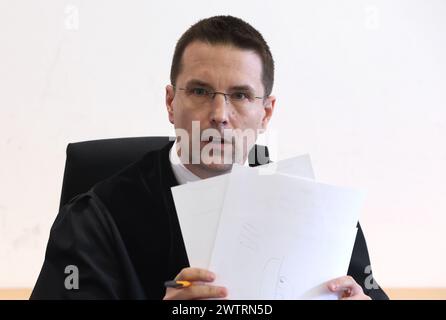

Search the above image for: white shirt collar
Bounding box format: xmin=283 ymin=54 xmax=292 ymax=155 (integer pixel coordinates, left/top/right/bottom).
xmin=169 ymin=141 xmax=201 ymax=185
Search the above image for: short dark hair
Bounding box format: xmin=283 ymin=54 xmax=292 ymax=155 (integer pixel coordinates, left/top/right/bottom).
xmin=170 ymin=15 xmax=274 ymax=97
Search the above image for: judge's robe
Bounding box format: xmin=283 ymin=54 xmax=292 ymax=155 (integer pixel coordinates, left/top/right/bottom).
xmin=31 ymin=141 xmax=388 ymax=300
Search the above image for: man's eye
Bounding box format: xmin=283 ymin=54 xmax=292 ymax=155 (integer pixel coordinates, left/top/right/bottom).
xmin=231 ymin=92 xmax=249 ymax=100
xmin=191 ymin=88 xmax=208 ymax=96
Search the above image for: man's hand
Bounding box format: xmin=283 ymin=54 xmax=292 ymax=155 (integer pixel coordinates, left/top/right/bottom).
xmin=327 ymin=276 xmax=371 ymax=300
xmin=163 ymin=267 xmax=228 ymax=300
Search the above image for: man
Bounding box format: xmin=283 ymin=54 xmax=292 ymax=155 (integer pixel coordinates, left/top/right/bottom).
xmin=31 ymin=15 xmax=388 ymax=300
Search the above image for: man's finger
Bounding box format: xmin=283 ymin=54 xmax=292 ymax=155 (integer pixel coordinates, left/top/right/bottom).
xmin=175 ymin=268 xmax=215 ymax=282
xmin=169 ymin=284 xmax=227 ymax=300
xmin=327 ymin=276 xmax=363 ymax=296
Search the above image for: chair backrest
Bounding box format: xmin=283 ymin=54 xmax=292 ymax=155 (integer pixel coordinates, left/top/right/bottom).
xmin=59 ymin=136 xmax=269 ymax=209
xmin=59 ymin=136 xmax=172 ymax=209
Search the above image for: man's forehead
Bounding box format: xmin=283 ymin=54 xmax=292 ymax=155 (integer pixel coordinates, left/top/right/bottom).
xmin=179 ymin=41 xmax=263 ymax=88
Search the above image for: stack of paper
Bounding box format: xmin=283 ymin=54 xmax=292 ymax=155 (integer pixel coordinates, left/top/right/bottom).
xmin=171 ymin=155 xmax=363 ymax=299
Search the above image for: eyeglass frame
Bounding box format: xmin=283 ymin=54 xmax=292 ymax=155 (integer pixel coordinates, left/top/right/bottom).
xmin=172 ymin=85 xmax=266 ymax=105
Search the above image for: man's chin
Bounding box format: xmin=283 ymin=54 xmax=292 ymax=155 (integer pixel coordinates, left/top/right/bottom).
xmin=194 ymin=142 xmax=247 ymax=174
xmin=200 ymin=161 xmax=233 ymax=173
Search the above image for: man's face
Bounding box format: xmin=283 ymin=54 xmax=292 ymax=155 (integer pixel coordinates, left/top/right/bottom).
xmin=166 ymin=41 xmax=275 ymax=177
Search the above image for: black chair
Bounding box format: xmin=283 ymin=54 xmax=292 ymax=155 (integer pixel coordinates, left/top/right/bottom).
xmin=59 ymin=136 xmax=269 ymax=209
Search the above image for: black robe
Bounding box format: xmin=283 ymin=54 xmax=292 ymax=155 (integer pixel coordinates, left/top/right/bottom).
xmin=31 ymin=141 xmax=388 ymax=300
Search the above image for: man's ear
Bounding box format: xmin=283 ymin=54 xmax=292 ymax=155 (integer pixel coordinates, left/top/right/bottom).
xmin=165 ymin=85 xmax=175 ymax=124
xmin=260 ymin=95 xmax=276 ymax=133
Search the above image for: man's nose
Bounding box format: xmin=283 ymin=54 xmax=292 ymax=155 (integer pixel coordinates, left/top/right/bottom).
xmin=210 ymin=93 xmax=229 ymax=126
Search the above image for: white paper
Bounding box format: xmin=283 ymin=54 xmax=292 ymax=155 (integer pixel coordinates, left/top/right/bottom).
xmin=209 ymin=166 xmax=363 ymax=299
xmin=171 ymin=154 xmax=315 ymax=268
xmin=171 ymin=174 xmax=228 ymax=268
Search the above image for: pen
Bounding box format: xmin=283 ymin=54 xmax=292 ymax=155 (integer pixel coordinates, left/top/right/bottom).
xmin=164 ymin=280 xmax=192 ymax=289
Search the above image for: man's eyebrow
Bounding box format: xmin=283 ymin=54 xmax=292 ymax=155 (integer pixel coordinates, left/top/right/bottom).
xmin=184 ymin=79 xmax=213 ymax=88
xmin=184 ymin=80 xmax=256 ymax=92
xmin=228 ymin=85 xmax=256 ymax=92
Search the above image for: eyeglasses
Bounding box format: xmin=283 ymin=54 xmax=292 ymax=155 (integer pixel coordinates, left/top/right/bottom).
xmin=173 ymin=86 xmax=265 ymax=108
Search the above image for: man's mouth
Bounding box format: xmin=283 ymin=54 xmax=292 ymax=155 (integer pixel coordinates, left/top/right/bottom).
xmin=201 ymin=136 xmax=233 ymax=144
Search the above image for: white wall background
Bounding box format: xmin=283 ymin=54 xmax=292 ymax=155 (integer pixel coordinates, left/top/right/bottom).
xmin=1 ymin=0 xmax=445 ymax=288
